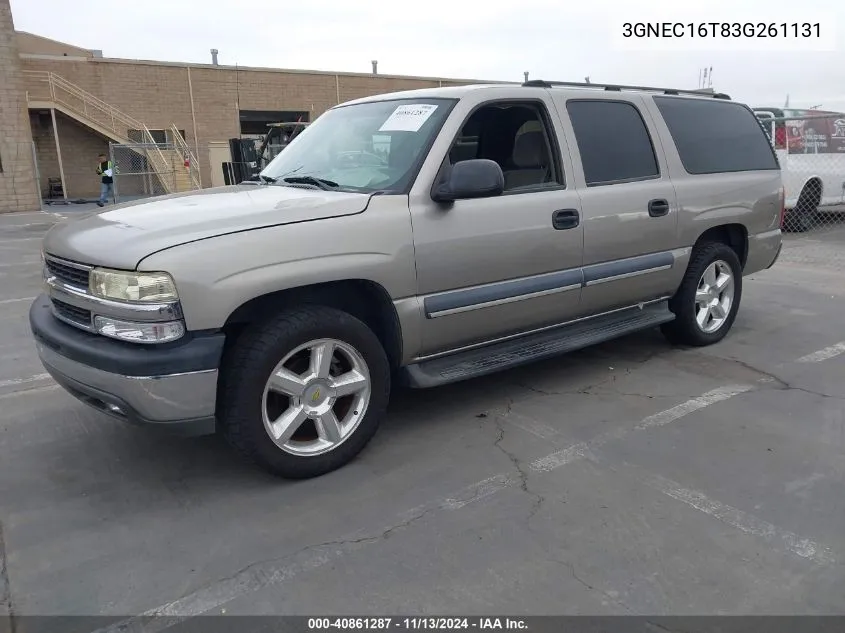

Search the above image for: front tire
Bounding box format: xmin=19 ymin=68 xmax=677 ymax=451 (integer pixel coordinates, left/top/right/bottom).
xmin=218 ymin=306 xmax=391 ymax=479
xmin=661 ymin=242 xmax=742 ymax=347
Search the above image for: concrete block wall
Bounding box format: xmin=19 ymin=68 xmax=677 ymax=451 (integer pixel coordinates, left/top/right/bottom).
xmin=20 ymin=54 xmax=487 ymax=195
xmin=0 ymin=0 xmax=40 ymax=212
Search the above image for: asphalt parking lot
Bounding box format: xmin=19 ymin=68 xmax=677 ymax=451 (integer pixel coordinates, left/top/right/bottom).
xmin=1 ymin=208 xmax=844 ymax=624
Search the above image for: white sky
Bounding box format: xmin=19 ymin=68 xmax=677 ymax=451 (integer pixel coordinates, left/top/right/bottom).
xmin=11 ymin=0 xmax=845 ymax=111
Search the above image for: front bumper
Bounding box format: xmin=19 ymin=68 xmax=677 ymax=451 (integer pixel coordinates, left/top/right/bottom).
xmin=30 ymin=294 xmax=224 ymax=435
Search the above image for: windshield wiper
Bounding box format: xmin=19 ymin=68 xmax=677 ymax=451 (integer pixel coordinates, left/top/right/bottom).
xmin=281 ymin=175 xmax=339 ymax=190
xmin=258 ymin=174 xmax=277 ymax=183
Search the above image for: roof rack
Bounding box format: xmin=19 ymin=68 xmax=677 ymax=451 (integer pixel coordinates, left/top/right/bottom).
xmin=522 ymin=79 xmax=731 ymax=100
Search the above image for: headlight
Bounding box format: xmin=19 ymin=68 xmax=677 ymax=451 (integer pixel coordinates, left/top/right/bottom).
xmin=89 ymin=268 xmax=178 ymax=303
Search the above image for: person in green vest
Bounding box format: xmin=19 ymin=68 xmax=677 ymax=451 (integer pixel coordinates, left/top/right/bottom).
xmin=96 ymin=153 xmax=114 ymax=207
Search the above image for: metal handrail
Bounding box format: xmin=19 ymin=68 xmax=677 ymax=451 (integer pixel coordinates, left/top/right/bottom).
xmin=169 ymin=124 xmax=201 ymax=189
xmin=23 ymin=71 xmax=179 ymax=194
xmin=23 ymin=71 xmax=148 ymax=134
xmin=141 ymin=125 xmax=174 ymax=191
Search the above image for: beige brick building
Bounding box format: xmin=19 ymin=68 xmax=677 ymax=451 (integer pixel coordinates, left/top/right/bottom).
xmin=0 ymin=1 xmax=40 ymax=213
xmin=8 ymin=20 xmax=495 ymax=207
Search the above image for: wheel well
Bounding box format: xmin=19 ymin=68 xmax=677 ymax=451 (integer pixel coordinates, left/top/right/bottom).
xmin=223 ymin=280 xmax=403 ymax=369
xmin=695 ymin=224 xmax=748 ymax=269
xmin=798 ymin=177 xmax=823 ymax=208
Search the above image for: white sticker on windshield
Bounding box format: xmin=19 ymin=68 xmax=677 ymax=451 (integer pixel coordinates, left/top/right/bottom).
xmin=378 ymin=104 xmax=439 ymax=132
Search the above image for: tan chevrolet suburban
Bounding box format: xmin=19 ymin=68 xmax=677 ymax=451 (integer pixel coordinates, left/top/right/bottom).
xmin=30 ymin=80 xmax=784 ymax=479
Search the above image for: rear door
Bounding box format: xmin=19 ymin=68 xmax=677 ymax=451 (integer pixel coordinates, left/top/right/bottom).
xmin=549 ymin=94 xmax=682 ymax=316
xmin=647 ymin=95 xmax=783 ymax=257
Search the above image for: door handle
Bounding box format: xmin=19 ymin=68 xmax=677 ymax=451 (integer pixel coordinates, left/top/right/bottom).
xmin=552 ymin=208 xmax=580 ymax=230
xmin=648 ymin=198 xmax=670 ymax=217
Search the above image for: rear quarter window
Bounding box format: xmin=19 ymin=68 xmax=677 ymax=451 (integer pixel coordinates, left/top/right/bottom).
xmin=653 ymin=97 xmax=779 ymax=174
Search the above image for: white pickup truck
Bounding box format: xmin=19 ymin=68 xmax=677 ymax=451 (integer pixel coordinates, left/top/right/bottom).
xmin=754 ymin=107 xmax=845 ymax=232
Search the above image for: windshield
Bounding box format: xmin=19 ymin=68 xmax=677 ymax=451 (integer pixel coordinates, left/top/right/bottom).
xmin=260 ymin=98 xmax=455 ymax=193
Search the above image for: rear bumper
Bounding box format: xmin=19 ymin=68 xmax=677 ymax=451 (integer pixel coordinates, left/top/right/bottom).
xmin=744 ymin=229 xmax=783 ymax=275
xmin=766 ymin=242 xmax=783 ymax=269
xmin=30 ymin=294 xmax=223 ymax=435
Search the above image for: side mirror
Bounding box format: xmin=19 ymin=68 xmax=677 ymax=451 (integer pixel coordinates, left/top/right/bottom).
xmin=432 ymin=159 xmax=504 ymax=203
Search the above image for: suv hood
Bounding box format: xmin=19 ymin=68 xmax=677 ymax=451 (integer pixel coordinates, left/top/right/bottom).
xmin=42 ymin=184 xmax=372 ymax=269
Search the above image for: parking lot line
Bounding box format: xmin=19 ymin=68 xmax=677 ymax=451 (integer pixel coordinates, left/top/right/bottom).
xmin=7 ymin=299 xmax=845 ymax=622
xmin=633 ymin=384 xmax=755 ymax=430
xmin=796 ymin=342 xmax=845 ymax=364
xmin=0 ymin=238 xmax=42 ymax=245
xmin=91 ymin=378 xmax=795 ymax=628
xmin=0 ymin=374 xmax=51 ymax=390
xmin=0 ymin=384 xmax=60 ymax=401
xmin=637 ymin=471 xmax=836 ymax=565
xmin=530 ymin=384 xmax=754 ymax=474
xmin=0 ymin=261 xmax=39 ymax=269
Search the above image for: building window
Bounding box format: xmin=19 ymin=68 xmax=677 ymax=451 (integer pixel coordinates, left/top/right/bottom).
xmin=239 ymin=110 xmax=310 ymax=136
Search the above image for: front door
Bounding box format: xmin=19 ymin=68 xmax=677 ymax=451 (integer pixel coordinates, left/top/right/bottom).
xmin=408 ymin=92 xmax=585 ymax=357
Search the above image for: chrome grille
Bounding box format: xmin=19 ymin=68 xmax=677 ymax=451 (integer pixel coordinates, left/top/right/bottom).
xmin=45 ymin=257 xmax=90 ymax=289
xmin=52 ymin=299 xmax=92 ymax=328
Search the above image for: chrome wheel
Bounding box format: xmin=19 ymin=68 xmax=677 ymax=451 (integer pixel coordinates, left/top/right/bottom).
xmin=695 ymin=260 xmax=735 ymax=334
xmin=261 ymin=338 xmax=371 ymax=457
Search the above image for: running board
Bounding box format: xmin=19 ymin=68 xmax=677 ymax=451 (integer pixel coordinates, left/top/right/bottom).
xmin=401 ymin=301 xmax=675 ymax=388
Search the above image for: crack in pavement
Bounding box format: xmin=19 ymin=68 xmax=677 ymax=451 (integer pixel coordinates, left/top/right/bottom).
xmin=106 ymin=505 xmax=444 ymax=627
xmin=688 ymin=353 xmax=792 ymax=387
xmin=550 ymin=557 xmax=637 ymax=615
xmin=694 ymin=352 xmax=845 ymax=401
xmin=515 ymin=350 xmax=843 ymax=404
xmin=78 ymin=342 xmax=844 ymax=628
xmin=512 ymin=381 xmax=594 ymax=397
xmin=512 ymin=368 xmax=631 ymax=399
xmin=0 ymin=520 xmax=17 ymax=633
xmin=492 ymin=398 xmax=546 ymax=528
xmin=644 ymin=620 xmax=691 ymax=633
xmin=442 ymin=473 xmax=517 ymax=510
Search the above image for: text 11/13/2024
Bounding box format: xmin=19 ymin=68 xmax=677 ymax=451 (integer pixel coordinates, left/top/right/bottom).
xmin=307 ymin=617 xmax=529 ymax=630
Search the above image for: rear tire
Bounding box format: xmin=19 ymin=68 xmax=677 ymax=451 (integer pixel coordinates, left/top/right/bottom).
xmin=783 ymin=184 xmax=821 ymax=233
xmin=782 ymin=208 xmax=815 ymax=233
xmin=661 ymin=242 xmax=742 ymax=347
xmin=218 ymin=305 xmax=391 ymax=479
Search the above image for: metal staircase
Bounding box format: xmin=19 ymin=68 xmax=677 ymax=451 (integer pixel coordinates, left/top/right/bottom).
xmin=23 ymin=71 xmax=200 ymax=194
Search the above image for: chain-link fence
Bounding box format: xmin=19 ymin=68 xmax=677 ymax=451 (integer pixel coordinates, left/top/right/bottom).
xmin=109 ymin=142 xmax=200 ymax=203
xmin=756 ymin=111 xmax=845 ymax=269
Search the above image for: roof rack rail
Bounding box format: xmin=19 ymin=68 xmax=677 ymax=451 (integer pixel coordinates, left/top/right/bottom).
xmin=522 ymin=79 xmax=731 ymax=100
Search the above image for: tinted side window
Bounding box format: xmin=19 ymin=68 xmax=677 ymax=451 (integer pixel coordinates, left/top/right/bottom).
xmin=654 ymin=97 xmax=779 ymax=174
xmin=566 ymin=100 xmax=659 ymax=186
